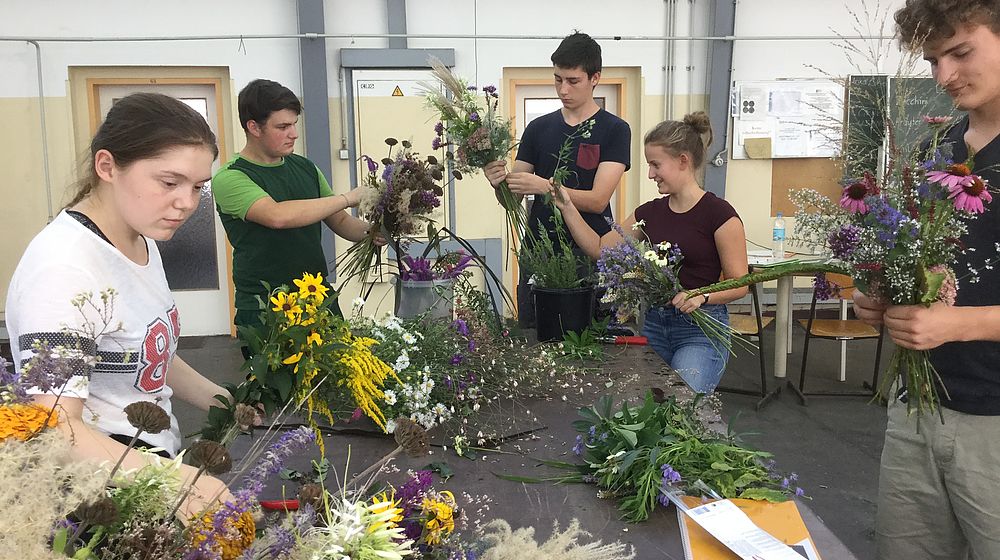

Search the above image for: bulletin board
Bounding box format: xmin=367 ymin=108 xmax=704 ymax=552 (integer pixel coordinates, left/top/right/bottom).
xmin=731 ymin=79 xmax=845 ymax=159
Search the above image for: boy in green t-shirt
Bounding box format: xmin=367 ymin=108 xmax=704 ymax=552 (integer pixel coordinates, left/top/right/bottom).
xmin=213 ymin=79 xmax=373 ymax=330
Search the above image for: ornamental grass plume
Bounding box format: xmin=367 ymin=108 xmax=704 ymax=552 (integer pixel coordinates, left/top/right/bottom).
xmin=477 ymin=519 xmax=635 ymax=560
xmin=0 ymin=430 xmax=107 ymax=557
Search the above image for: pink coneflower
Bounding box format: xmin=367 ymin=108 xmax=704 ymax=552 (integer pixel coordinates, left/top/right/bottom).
xmin=947 ymin=174 xmax=992 ymax=213
xmin=839 ymin=172 xmax=877 ymax=214
xmin=927 ymin=163 xmax=975 ymax=190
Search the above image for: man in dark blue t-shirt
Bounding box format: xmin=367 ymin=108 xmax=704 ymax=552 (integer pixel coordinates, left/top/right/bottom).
xmin=485 ymin=31 xmax=631 ymax=326
xmin=854 ymin=3 xmax=1000 ymax=559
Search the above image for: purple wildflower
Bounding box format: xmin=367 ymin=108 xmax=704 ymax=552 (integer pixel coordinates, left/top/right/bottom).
xmin=781 ymin=477 xmax=790 ymax=489
xmin=431 ymin=137 xmax=443 ymax=150
xmin=467 ymin=338 xmax=477 ymax=352
xmin=398 ymin=470 xmax=433 ymax=506
xmin=243 ymin=426 xmax=316 ymax=497
xmin=434 ymin=121 xmax=444 ymax=135
xmin=467 ymin=85 xmax=477 ymax=91
xmin=813 ymin=274 xmax=841 ymax=301
xmin=452 ymin=319 xmax=470 ymax=337
xmin=482 ymin=85 xmax=497 ymax=95
xmin=401 ymin=255 xmax=435 ymax=281
xmin=419 ymin=190 xmax=441 ymax=208
xmin=469 ymin=112 xmax=480 ymax=122
xmin=661 ymin=464 xmax=682 ymax=484
xmin=451 ymin=354 xmax=464 ymax=365
xmin=827 ymin=224 xmax=862 ymax=260
xmin=572 ymin=435 xmax=584 ymax=455
xmin=867 ymin=197 xmax=907 ymax=250
xmin=657 ymin=464 xmax=683 ymax=506
xmin=19 ymin=338 xmax=95 ymax=395
xmin=362 ymin=155 xmax=377 ymax=174
xmin=795 ymin=487 xmax=805 ymax=497
xmin=1 ymin=356 xmax=28 ymax=403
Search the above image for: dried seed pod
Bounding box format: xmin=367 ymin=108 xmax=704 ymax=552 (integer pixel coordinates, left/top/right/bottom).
xmin=123 ymin=401 xmax=171 ymax=434
xmin=426 ymin=155 xmax=438 ymax=165
xmin=452 ymin=170 xmax=463 ymax=180
xmin=234 ymin=403 xmax=258 ymax=432
xmin=188 ymin=440 xmax=233 ymax=475
xmin=393 ymin=417 xmax=429 ymax=458
xmin=385 ymin=137 xmax=398 ymax=146
xmin=401 ymin=139 xmax=412 ymax=148
xmin=298 ymin=483 xmax=324 ymax=510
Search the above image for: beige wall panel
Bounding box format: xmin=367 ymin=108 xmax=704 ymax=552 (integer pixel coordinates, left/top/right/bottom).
xmin=0 ymin=96 xmax=77 ymax=315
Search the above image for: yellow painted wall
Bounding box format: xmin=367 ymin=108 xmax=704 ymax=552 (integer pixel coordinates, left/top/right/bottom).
xmin=1 ymin=95 xmax=78 ymax=317
xmin=1 ymin=84 xmax=797 ymax=321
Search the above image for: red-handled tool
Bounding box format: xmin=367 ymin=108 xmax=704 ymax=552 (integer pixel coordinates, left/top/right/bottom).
xmin=259 ymin=499 xmax=300 ymax=511
xmin=597 ymin=335 xmax=648 ymax=345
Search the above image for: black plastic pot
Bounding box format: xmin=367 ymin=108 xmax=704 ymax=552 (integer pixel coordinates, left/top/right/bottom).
xmin=533 ymin=285 xmax=595 ymax=342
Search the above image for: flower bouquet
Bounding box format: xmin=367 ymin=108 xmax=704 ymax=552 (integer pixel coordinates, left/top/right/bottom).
xmin=425 ymin=58 xmax=522 ymax=237
xmin=217 ymin=272 xmax=399 ymax=449
xmin=597 ymin=223 xmax=748 ymax=357
xmin=691 ymin=117 xmax=993 ymax=417
xmin=339 ymin=138 xmax=448 ymax=287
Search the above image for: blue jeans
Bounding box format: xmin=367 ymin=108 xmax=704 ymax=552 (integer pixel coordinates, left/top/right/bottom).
xmin=642 ymin=304 xmax=730 ymax=394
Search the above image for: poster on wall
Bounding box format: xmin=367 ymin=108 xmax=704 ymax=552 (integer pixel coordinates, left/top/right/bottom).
xmin=731 ymin=80 xmax=845 ymax=159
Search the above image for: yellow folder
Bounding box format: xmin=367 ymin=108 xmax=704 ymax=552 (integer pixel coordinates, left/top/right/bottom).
xmin=677 ymin=496 xmax=821 ymax=560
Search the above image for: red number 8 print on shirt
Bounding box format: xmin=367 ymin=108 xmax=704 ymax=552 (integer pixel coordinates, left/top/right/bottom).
xmin=135 ymin=305 xmax=180 ymax=393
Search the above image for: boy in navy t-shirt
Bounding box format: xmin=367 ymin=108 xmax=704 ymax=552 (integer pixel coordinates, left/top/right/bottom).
xmin=484 ymin=31 xmax=631 ymax=325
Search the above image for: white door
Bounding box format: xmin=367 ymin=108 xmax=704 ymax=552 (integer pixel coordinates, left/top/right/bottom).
xmin=96 ymin=84 xmax=231 ymax=336
xmin=513 ymin=83 xmax=623 ymax=218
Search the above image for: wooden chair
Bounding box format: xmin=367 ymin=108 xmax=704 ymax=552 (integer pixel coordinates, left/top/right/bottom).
xmin=787 ymin=273 xmax=885 ymax=405
xmin=718 ymin=278 xmax=780 ymax=410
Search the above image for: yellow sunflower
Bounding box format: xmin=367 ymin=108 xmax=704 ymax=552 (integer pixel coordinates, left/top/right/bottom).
xmin=306 ymin=332 xmax=323 ymax=347
xmin=294 ymin=272 xmax=329 ymax=304
xmin=270 ymin=291 xmax=302 ymax=322
xmin=421 ymin=491 xmax=456 ymax=545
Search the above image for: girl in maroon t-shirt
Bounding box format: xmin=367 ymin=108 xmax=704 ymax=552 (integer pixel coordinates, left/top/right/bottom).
xmin=552 ymin=112 xmax=749 ymax=393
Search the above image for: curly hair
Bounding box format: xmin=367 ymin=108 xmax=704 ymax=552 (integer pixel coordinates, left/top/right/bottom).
xmin=895 ymin=0 xmax=1000 ymax=47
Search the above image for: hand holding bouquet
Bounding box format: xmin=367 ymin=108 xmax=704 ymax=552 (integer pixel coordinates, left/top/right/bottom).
xmin=597 ymin=223 xmax=744 ymax=356
xmin=425 ymin=58 xmax=522 ymax=236
xmin=340 ymin=138 xmax=448 ymax=286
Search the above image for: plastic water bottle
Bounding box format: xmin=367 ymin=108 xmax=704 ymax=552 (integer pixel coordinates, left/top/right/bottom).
xmin=772 ymin=212 xmax=786 ymax=262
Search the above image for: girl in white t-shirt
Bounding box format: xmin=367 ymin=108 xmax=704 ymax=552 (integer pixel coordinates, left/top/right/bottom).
xmin=6 ymin=92 xmax=236 ymax=521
